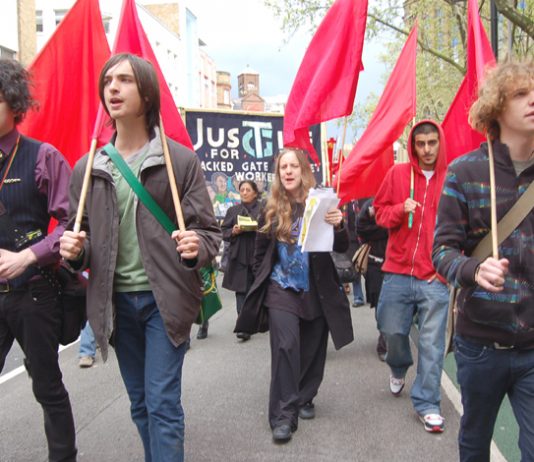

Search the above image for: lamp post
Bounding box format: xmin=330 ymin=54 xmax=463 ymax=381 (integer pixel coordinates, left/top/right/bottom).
xmin=452 ymin=0 xmax=499 ymax=58
xmin=490 ymin=0 xmax=499 ymax=59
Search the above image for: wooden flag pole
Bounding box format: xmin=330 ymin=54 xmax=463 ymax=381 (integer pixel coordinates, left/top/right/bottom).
xmin=408 ymin=167 xmax=414 ymax=229
xmin=407 ymin=116 xmax=417 ymax=229
xmin=487 ymin=134 xmax=499 ymax=258
xmin=159 ymin=114 xmax=186 ymax=233
xmin=336 ymin=116 xmax=349 ymax=196
xmin=74 ymin=106 xmax=107 ymax=233
xmin=74 ymin=137 xmax=98 ymax=233
xmin=74 ymin=112 xmax=187 ymax=234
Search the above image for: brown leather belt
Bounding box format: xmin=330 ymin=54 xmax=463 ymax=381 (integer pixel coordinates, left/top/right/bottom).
xmin=0 ymin=279 xmax=33 ymax=293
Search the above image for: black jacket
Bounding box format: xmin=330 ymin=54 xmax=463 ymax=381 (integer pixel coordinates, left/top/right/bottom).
xmin=235 ymin=215 xmax=354 ymax=350
xmin=356 ymin=198 xmax=388 ymax=264
xmin=433 ymin=141 xmax=534 ymax=347
xmin=221 ymin=200 xmax=262 ymax=292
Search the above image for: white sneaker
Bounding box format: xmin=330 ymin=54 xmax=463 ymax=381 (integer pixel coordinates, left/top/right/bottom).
xmin=78 ymin=356 xmax=94 ymax=368
xmin=389 ymin=375 xmax=405 ymax=396
xmin=419 ymin=413 xmax=445 ymax=433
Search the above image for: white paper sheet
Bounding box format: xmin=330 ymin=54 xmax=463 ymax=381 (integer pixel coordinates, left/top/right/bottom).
xmin=298 ymin=188 xmax=340 ymax=252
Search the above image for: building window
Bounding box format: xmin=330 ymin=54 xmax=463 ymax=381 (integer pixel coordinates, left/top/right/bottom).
xmin=36 ymin=10 xmax=43 ymax=32
xmin=0 ymin=46 xmax=16 ymax=59
xmin=55 ymin=9 xmax=68 ymax=26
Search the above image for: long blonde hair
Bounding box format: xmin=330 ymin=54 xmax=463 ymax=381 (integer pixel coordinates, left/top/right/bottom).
xmin=261 ymin=149 xmax=316 ymax=242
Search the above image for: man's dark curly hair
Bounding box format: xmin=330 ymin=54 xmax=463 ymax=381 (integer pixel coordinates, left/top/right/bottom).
xmin=0 ymin=59 xmax=36 ymax=125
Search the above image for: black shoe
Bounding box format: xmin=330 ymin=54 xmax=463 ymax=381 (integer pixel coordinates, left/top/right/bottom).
xmin=236 ymin=332 xmax=251 ymax=341
xmin=298 ymin=402 xmax=315 ymax=420
xmin=377 ymin=333 xmax=387 ymax=361
xmin=272 ymin=424 xmax=292 ymax=443
xmin=352 ymin=301 xmax=365 ymax=308
xmin=196 ymin=325 xmax=208 ymax=340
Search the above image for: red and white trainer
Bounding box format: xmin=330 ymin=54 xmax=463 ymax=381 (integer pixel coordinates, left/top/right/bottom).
xmin=419 ymin=413 xmax=445 ymax=433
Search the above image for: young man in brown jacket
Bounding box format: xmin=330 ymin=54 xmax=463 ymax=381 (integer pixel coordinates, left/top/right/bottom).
xmin=60 ymin=53 xmax=220 ymax=462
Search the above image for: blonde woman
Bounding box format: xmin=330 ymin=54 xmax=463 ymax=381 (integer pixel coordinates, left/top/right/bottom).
xmin=235 ymin=149 xmax=354 ymax=443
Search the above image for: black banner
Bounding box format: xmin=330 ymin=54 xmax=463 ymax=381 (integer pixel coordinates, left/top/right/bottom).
xmin=185 ymin=110 xmax=322 ymax=218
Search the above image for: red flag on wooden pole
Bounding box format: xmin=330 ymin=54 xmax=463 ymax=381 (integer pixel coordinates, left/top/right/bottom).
xmin=442 ymin=0 xmax=496 ymax=162
xmin=338 ymin=23 xmax=418 ymax=204
xmin=19 ymin=0 xmax=110 ymax=166
xmin=283 ymin=0 xmax=368 ymax=164
xmin=95 ymin=0 xmax=193 ymax=149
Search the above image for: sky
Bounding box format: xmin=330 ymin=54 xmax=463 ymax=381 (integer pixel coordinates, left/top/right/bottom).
xmin=189 ymin=0 xmax=310 ymax=100
xmin=189 ymin=0 xmax=387 ymax=142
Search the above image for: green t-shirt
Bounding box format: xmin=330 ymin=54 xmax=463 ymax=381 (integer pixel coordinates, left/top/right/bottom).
xmin=111 ymin=143 xmax=152 ymax=292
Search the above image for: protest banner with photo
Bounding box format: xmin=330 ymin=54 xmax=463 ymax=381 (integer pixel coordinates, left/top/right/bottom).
xmin=185 ymin=109 xmax=323 ymax=218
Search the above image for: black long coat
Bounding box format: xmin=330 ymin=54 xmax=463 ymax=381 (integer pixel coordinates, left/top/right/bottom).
xmin=221 ymin=200 xmax=262 ymax=293
xmin=234 ymin=218 xmax=354 ymax=350
xmin=356 ymin=198 xmax=388 ymax=261
xmin=356 ymin=198 xmax=388 ymax=308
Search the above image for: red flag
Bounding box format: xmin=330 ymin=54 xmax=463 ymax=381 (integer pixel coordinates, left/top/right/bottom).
xmin=468 ymin=0 xmax=496 ymax=83
xmin=442 ymin=0 xmax=496 ymax=162
xmin=283 ymin=0 xmax=368 ymax=164
xmin=19 ymin=0 xmax=110 ymax=166
xmin=338 ymin=24 xmax=418 ymax=204
xmin=96 ymin=0 xmax=193 ymax=149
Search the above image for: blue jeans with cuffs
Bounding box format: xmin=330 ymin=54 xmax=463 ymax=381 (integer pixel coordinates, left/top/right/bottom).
xmin=377 ymin=273 xmax=449 ymax=416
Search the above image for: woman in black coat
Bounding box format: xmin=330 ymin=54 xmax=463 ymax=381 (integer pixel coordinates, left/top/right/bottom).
xmin=356 ymin=197 xmax=388 ymax=360
xmin=235 ymin=149 xmax=353 ymax=444
xmin=221 ymin=180 xmax=262 ymax=341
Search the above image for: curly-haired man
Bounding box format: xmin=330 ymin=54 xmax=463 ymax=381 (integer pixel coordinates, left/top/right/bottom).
xmin=0 ymin=59 xmax=76 ymax=460
xmin=433 ymin=59 xmax=534 ymax=461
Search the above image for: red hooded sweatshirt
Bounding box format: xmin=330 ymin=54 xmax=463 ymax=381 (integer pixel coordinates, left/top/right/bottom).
xmin=373 ymin=120 xmax=448 ymax=281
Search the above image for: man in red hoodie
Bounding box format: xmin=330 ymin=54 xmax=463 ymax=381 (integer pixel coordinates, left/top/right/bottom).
xmin=373 ymin=120 xmax=449 ymax=433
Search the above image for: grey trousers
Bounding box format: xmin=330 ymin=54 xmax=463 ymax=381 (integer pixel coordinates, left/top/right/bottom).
xmin=268 ymin=309 xmax=329 ymax=430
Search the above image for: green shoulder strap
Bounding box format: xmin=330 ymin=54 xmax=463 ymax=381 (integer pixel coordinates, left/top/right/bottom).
xmin=103 ymin=143 xmax=175 ymax=235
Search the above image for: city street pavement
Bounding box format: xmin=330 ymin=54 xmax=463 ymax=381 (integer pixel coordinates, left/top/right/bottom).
xmin=1 ymin=280 xmax=469 ymax=462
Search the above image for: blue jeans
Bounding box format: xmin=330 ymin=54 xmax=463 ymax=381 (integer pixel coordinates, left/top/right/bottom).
xmin=377 ymin=273 xmax=448 ymax=415
xmin=114 ymin=291 xmax=186 ymax=462
xmin=455 ymin=335 xmax=534 ymax=462
xmin=352 ymin=274 xmax=364 ymax=304
xmin=79 ymin=321 xmax=96 ymax=358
